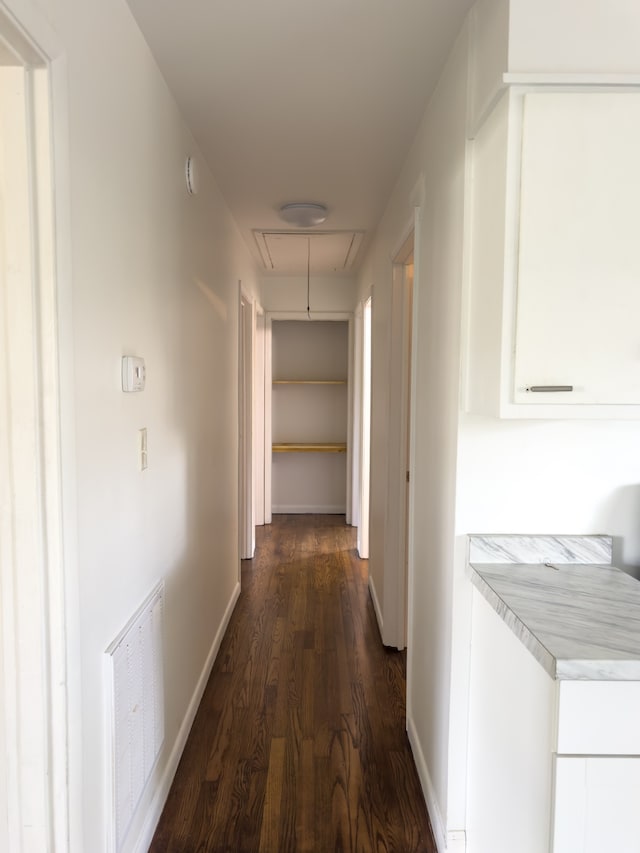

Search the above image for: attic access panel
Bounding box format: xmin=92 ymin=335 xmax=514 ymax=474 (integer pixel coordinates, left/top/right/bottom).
xmin=254 ymin=230 xmax=364 ymax=274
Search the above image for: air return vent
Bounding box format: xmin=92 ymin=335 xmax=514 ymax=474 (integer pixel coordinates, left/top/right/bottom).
xmin=104 ymin=582 xmax=164 ymax=852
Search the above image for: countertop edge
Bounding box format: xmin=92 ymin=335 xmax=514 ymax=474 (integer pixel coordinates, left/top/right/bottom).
xmin=468 ymin=565 xmax=558 ymax=679
xmin=468 ymin=561 xmax=640 ymax=681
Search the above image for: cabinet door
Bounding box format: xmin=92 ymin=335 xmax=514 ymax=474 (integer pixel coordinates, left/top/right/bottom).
xmin=552 ymin=756 xmax=640 ymax=852
xmin=513 ymin=93 xmax=640 ymax=405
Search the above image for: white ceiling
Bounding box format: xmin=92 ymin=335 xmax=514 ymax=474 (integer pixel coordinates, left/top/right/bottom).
xmin=125 ymin=0 xmax=475 ymax=273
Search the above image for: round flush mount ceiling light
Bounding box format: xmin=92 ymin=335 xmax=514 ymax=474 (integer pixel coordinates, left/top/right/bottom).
xmin=278 ymin=202 xmax=328 ymax=227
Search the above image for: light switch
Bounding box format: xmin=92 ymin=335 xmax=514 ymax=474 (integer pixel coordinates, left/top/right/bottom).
xmin=139 ymin=428 xmax=148 ymax=471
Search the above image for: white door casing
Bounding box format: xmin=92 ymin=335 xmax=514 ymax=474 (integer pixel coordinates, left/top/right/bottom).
xmin=357 ymin=296 xmax=372 ymax=559
xmin=264 ymin=311 xmax=353 ymax=520
xmin=254 ymin=308 xmax=266 ymax=527
xmin=0 ymin=6 xmax=77 ymax=849
xmin=381 ymin=231 xmax=414 ymax=650
xmin=239 ymin=287 xmax=256 ymax=560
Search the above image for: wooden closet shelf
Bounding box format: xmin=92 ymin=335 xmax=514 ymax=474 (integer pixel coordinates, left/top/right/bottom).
xmin=272 ymin=442 xmax=347 ymax=453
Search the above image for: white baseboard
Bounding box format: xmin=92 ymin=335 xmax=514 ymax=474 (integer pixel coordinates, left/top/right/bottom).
xmin=407 ymin=713 xmax=466 ymax=853
xmin=368 ymin=575 xmax=383 ymax=638
xmin=131 ymin=581 xmax=241 ymax=853
xmin=272 ymin=504 xmax=346 ymax=514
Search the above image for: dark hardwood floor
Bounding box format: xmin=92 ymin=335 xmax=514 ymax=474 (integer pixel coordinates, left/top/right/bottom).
xmin=149 ymin=514 xmax=436 ymax=852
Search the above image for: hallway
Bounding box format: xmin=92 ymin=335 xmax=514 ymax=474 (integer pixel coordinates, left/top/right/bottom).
xmin=149 ymin=515 xmax=435 ymax=852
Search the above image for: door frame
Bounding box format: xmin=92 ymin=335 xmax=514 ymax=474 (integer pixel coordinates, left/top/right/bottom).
xmin=254 ymin=307 xmax=266 ymax=527
xmin=382 ymin=227 xmax=416 ymax=650
xmin=0 ymin=4 xmax=79 ymax=850
xmin=353 ymin=290 xmax=372 ymax=557
xmin=239 ymin=286 xmax=257 ymax=560
xmin=264 ymin=311 xmax=353 ymax=522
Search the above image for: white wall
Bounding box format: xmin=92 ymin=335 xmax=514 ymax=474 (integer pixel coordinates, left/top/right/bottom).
xmin=404 ymin=28 xmax=471 ymax=845
xmin=509 ymin=0 xmax=640 ymax=74
xmin=8 ymin=0 xmax=261 ymax=850
xmin=468 ymin=0 xmax=509 ymax=131
xmin=457 ymin=420 xmax=640 ymax=569
xmin=355 ymin=14 xmax=472 ymax=851
xmin=358 ymin=1 xmax=640 ymax=849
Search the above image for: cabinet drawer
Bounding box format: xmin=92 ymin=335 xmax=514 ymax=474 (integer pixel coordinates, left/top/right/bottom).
xmin=557 ymin=681 xmax=640 ymax=755
xmin=552 ymin=756 xmax=640 ymax=853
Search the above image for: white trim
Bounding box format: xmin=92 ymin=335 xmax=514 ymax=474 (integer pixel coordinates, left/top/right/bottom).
xmin=356 ymin=292 xmax=372 ymax=559
xmin=239 ymin=285 xmax=255 ymax=560
xmin=405 ymin=205 xmax=421 ymax=728
xmin=2 ymin=0 xmax=62 ymax=57
xmin=470 ymin=77 xmax=640 ymax=140
xmin=254 ymin=308 xmax=266 ymax=527
xmin=368 ymin=575 xmax=383 ymax=639
xmin=345 ymin=317 xmax=354 ymax=525
xmin=350 ymin=302 xmax=363 ymax=530
xmin=407 ymin=714 xmax=466 ymax=853
xmin=459 ymin=128 xmax=476 ymax=417
xmin=129 ymin=582 xmax=241 ymax=853
xmin=383 ymin=241 xmax=414 ymax=650
xmin=264 ymin=317 xmax=273 ymax=524
xmin=0 ymin=7 xmax=79 ymax=849
xmin=382 ymin=265 xmax=403 ymax=646
xmin=50 ymin=47 xmax=83 ymax=853
xmin=503 ymin=71 xmax=640 ymax=87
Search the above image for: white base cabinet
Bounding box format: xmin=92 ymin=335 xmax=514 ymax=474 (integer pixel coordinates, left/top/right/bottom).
xmin=466 ymin=590 xmax=640 ymax=852
xmin=553 ymin=757 xmax=640 ymax=853
xmin=466 ymin=87 xmax=640 ymax=418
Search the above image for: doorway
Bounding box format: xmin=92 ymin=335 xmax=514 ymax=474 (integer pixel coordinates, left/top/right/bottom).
xmin=264 ymin=312 xmax=353 ymax=520
xmin=0 ymin=15 xmax=70 ymax=851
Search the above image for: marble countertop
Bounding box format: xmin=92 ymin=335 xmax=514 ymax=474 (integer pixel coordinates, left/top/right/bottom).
xmin=468 ymin=535 xmax=640 ymax=681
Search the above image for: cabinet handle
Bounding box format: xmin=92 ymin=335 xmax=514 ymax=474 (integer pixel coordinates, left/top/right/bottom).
xmin=526 ymin=385 xmax=574 ymax=393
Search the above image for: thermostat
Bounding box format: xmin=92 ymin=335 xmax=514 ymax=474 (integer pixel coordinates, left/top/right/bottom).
xmin=122 ymin=356 xmax=146 ymax=392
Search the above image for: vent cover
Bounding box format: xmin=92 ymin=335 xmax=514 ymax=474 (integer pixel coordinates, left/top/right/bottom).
xmin=254 ymin=230 xmax=364 ymax=274
xmin=105 ymin=582 xmax=164 ymax=852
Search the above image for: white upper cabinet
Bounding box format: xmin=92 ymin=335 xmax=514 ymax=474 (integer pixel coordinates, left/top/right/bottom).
xmin=466 ymin=89 xmax=640 ymax=417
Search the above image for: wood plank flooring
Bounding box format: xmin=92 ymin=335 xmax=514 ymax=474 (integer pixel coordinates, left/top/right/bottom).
xmin=150 ymin=515 xmax=436 ymax=853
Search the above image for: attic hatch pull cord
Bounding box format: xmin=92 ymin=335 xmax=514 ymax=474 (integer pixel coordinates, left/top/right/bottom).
xmin=307 ymin=236 xmax=311 ymax=319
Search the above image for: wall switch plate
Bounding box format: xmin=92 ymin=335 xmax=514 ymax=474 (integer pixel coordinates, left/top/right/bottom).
xmin=139 ymin=428 xmax=148 ymax=471
xmin=122 ymin=356 xmax=146 ymax=392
